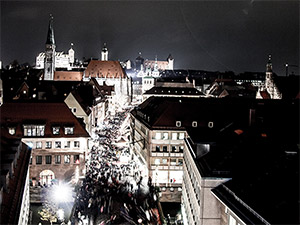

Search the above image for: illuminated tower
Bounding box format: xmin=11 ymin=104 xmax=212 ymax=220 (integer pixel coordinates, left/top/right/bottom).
xmin=44 ymin=15 xmax=56 ymax=81
xmin=265 ymin=54 xmax=282 ymax=99
xmin=167 ymin=54 xmax=174 ymax=70
xmin=101 ymin=43 xmax=108 ymax=61
xmin=68 ymin=43 xmax=75 ymax=65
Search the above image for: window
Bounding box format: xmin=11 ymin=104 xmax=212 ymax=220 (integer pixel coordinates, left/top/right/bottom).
xmin=45 ymin=155 xmax=52 ymax=164
xmin=64 ymin=155 xmax=70 ymax=164
xmin=155 ymin=133 xmax=161 ymax=140
xmin=55 ymin=141 xmax=61 ymax=148
xmin=55 ymin=155 xmax=61 ymax=164
xmin=74 ymin=141 xmax=80 ymax=148
xmin=8 ymin=127 xmax=16 ymax=135
xmin=162 ymin=132 xmax=168 ymax=140
xmin=154 ymin=158 xmax=160 ymax=165
xmin=171 ymin=146 xmax=177 ymax=152
xmin=162 ymin=158 xmax=168 ymax=164
xmin=64 ymin=141 xmax=71 ymax=148
xmin=170 ymin=158 xmax=176 ymax=165
xmin=208 ymin=121 xmax=214 ymax=128
xmin=176 ymin=121 xmax=181 ymax=127
xmin=172 ymin=133 xmax=178 ymax=140
xmin=45 ymin=141 xmax=52 ymax=149
xmin=163 ymin=146 xmax=168 ymax=152
xmin=64 ymin=127 xmax=74 ymax=135
xmin=155 ymin=146 xmax=160 ymax=152
xmin=36 ymin=141 xmax=42 ymax=149
xmin=24 ymin=125 xmax=45 ymax=136
xmin=192 ymin=121 xmax=197 ymax=127
xmin=74 ymin=155 xmax=80 ymax=163
xmin=179 ymin=133 xmax=185 ymax=140
xmin=178 ymin=159 xmax=183 ymax=165
xmin=73 ymin=108 xmax=77 ymax=113
xmin=52 ymin=127 xmax=60 ymax=135
xmin=36 ymin=156 xmax=42 ymax=165
xmin=29 ymin=156 xmax=32 ymax=165
xmin=179 ymin=146 xmax=184 ymax=152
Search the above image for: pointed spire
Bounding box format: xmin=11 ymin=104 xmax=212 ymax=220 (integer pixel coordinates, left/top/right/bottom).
xmin=266 ymin=54 xmax=272 ymax=72
xmin=46 ymin=14 xmax=55 ymax=45
xmin=102 ymin=42 xmax=107 ymax=52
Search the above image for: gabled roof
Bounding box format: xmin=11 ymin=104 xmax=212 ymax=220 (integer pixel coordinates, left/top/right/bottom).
xmin=85 ymin=60 xmax=127 ymax=79
xmin=1 ymin=102 xmax=89 ymax=138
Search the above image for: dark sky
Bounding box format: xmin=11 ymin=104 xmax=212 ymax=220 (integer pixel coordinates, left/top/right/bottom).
xmin=1 ymin=1 xmax=299 ymax=75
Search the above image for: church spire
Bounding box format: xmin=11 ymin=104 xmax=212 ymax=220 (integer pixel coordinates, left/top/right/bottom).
xmin=46 ymin=14 xmax=55 ymax=45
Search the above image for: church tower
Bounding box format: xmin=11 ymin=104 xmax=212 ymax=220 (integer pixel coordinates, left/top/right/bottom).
xmin=167 ymin=54 xmax=174 ymax=70
xmin=101 ymin=43 xmax=108 ymax=61
xmin=44 ymin=15 xmax=56 ymax=80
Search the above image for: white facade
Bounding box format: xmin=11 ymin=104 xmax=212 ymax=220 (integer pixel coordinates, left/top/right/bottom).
xmin=17 ymin=168 xmax=30 ymax=225
xmin=182 ymin=140 xmax=230 ymax=225
xmin=142 ymin=76 xmax=156 ymax=93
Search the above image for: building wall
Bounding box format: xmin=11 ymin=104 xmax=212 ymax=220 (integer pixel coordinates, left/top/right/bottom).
xmin=130 ymin=115 xmax=185 ymax=202
xmin=23 ymin=137 xmax=88 ymax=185
xmin=182 ymin=139 xmax=229 ymax=225
xmin=64 ymin=93 xmax=90 ymax=133
xmin=17 ymin=168 xmax=30 ymax=225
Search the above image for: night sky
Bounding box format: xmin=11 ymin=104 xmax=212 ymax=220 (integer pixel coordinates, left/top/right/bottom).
xmin=1 ymin=1 xmax=299 ymax=75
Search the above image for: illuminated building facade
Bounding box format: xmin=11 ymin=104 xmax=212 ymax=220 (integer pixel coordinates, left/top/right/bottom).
xmin=1 ymin=102 xmax=90 ymax=186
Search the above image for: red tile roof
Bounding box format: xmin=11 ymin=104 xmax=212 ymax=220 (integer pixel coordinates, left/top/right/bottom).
xmin=85 ymin=60 xmax=127 ymax=79
xmin=1 ymin=102 xmax=89 ymax=138
xmin=54 ymin=71 xmax=83 ymax=81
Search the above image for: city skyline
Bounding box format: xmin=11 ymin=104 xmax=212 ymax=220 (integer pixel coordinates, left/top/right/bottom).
xmin=1 ymin=1 xmax=299 ymax=75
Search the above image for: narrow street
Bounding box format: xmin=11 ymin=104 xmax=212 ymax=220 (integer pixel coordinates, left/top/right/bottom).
xmin=71 ymin=109 xmax=161 ymax=225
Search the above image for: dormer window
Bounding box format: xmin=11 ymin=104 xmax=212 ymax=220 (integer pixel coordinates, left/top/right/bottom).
xmin=24 ymin=125 xmax=45 ymax=136
xmin=176 ymin=121 xmax=181 ymax=127
xmin=52 ymin=127 xmax=60 ymax=135
xmin=8 ymin=127 xmax=16 ymax=135
xmin=64 ymin=127 xmax=74 ymax=135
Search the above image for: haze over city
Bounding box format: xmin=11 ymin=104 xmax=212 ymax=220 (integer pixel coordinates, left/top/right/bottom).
xmin=1 ymin=0 xmax=299 ymax=75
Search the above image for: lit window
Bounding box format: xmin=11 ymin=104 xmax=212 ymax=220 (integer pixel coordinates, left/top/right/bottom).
xmin=55 ymin=141 xmax=61 ymax=148
xmin=162 ymin=132 xmax=168 ymax=140
xmin=74 ymin=155 xmax=80 ymax=164
xmin=192 ymin=121 xmax=197 ymax=127
xmin=8 ymin=127 xmax=16 ymax=135
xmin=208 ymin=121 xmax=214 ymax=128
xmin=36 ymin=141 xmax=42 ymax=149
xmin=36 ymin=156 xmax=42 ymax=165
xmin=176 ymin=121 xmax=181 ymax=127
xmin=45 ymin=141 xmax=52 ymax=149
xmin=74 ymin=141 xmax=80 ymax=148
xmin=45 ymin=155 xmax=52 ymax=164
xmin=179 ymin=133 xmax=185 ymax=140
xmin=162 ymin=158 xmax=168 ymax=164
xmin=64 ymin=141 xmax=70 ymax=148
xmin=64 ymin=127 xmax=74 ymax=135
xmin=172 ymin=133 xmax=178 ymax=140
xmin=64 ymin=155 xmax=70 ymax=164
xmin=229 ymin=215 xmax=236 ymax=225
xmin=155 ymin=133 xmax=161 ymax=140
xmin=55 ymin=155 xmax=61 ymax=164
xmin=52 ymin=127 xmax=60 ymax=135
xmin=29 ymin=156 xmax=32 ymax=164
xmin=24 ymin=125 xmax=45 ymax=136
xmin=154 ymin=158 xmax=160 ymax=165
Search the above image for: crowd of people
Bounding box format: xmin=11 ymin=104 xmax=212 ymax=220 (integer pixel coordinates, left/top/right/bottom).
xmin=72 ymin=109 xmax=161 ymax=225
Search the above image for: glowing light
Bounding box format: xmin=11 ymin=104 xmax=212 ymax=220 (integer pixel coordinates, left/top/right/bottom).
xmin=57 ymin=208 xmax=64 ymax=220
xmin=52 ymin=183 xmax=73 ymax=202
